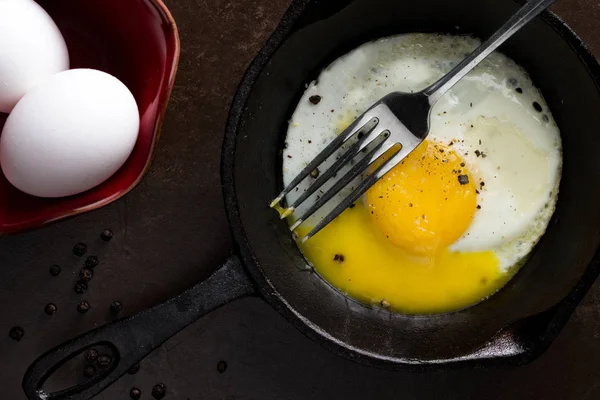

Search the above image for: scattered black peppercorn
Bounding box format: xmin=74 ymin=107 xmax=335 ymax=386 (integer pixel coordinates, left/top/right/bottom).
xmin=308 ymin=95 xmax=322 ymax=105
xmin=79 ymin=268 xmax=93 ymax=282
xmin=73 ymin=242 xmax=88 ymax=257
xmin=83 ymin=365 xmax=96 ymax=378
xmin=97 ymin=355 xmax=111 ymax=369
xmin=110 ymin=301 xmax=123 ymax=314
xmin=515 ymin=87 xmax=523 ymax=94
xmin=532 ymin=101 xmax=543 ymax=112
xmin=151 ymin=383 xmax=167 ymax=399
xmin=84 ymin=348 xmax=99 ymax=364
xmin=217 ymin=360 xmax=228 ymax=373
xmin=128 ymin=363 xmax=140 ymax=375
xmin=77 ymin=301 xmax=90 ymax=313
xmin=101 ymin=229 xmax=113 ymax=242
xmin=74 ymin=281 xmax=88 ymax=294
xmin=85 ymin=255 xmax=99 ymax=269
xmin=9 ymin=326 xmax=24 ymax=342
xmin=310 ymin=168 xmax=320 ymax=179
xmin=130 ymin=388 xmax=142 ymax=400
xmin=333 ymin=254 xmax=345 ymax=263
xmin=49 ymin=264 xmax=61 ymax=276
xmin=477 ymin=205 xmax=482 ymax=209
xmin=458 ymin=175 xmax=469 ymax=185
xmin=44 ymin=303 xmax=57 ymax=316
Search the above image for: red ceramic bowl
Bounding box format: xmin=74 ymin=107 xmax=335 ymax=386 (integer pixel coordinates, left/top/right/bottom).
xmin=0 ymin=0 xmax=180 ymax=234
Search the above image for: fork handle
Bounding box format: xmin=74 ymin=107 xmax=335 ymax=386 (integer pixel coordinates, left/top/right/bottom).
xmin=423 ymin=0 xmax=557 ymax=105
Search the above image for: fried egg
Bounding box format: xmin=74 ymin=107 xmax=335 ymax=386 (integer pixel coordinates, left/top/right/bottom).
xmin=282 ymin=33 xmax=562 ymax=314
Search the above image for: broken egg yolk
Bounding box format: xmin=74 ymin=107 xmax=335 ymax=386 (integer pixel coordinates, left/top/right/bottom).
xmin=295 ymin=140 xmax=508 ymax=314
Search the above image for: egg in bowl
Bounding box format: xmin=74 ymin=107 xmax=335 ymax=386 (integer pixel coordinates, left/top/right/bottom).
xmin=282 ymin=33 xmax=562 ymax=314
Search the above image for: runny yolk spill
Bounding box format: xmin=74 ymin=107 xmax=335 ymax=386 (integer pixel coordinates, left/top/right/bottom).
xmin=294 ymin=140 xmax=510 ymax=314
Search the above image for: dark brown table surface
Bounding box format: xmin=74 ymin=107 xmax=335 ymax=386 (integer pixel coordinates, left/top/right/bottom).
xmin=3 ymin=0 xmax=600 ymax=399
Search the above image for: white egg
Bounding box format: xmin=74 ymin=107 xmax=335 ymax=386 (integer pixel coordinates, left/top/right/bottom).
xmin=0 ymin=0 xmax=69 ymax=113
xmin=283 ymin=33 xmax=562 ymax=272
xmin=0 ymin=69 xmax=140 ymax=198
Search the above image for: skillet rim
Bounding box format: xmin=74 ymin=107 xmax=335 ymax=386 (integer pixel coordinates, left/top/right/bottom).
xmin=221 ymin=0 xmax=600 ymax=369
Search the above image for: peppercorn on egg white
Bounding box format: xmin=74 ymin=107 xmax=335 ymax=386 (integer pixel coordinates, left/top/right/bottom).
xmin=281 ymin=33 xmax=562 ymax=314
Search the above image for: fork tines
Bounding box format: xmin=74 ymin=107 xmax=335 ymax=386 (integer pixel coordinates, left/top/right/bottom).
xmin=270 ymin=110 xmax=404 ymax=240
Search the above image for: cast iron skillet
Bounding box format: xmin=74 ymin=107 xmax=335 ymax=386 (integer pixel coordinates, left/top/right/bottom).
xmin=22 ymin=0 xmax=600 ymax=399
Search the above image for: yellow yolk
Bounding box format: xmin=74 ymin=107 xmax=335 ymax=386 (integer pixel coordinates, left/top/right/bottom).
xmin=294 ymin=140 xmax=509 ymax=314
xmin=366 ymin=140 xmax=476 ymax=254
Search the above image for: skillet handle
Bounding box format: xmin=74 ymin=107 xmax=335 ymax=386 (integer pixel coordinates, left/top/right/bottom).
xmin=22 ymin=255 xmax=255 ymax=400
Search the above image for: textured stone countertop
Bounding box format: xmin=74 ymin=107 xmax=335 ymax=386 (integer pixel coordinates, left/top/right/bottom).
xmin=2 ymin=0 xmax=600 ymax=399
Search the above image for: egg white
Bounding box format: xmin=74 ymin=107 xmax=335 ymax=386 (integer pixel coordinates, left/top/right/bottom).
xmin=282 ymin=33 xmax=562 ymax=272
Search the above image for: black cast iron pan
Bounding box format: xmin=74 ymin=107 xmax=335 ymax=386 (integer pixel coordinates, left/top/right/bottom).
xmin=22 ymin=0 xmax=600 ymax=399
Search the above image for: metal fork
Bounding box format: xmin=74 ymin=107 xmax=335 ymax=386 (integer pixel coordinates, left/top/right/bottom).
xmin=270 ymin=0 xmax=556 ymax=243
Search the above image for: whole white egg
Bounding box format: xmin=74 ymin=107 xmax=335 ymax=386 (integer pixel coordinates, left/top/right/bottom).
xmin=0 ymin=68 xmax=140 ymax=198
xmin=0 ymin=0 xmax=70 ymax=113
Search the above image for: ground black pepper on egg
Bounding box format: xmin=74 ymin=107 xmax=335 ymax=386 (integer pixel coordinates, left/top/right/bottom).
xmin=458 ymin=175 xmax=469 ymax=185
xmin=309 ymin=95 xmax=322 ymax=105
